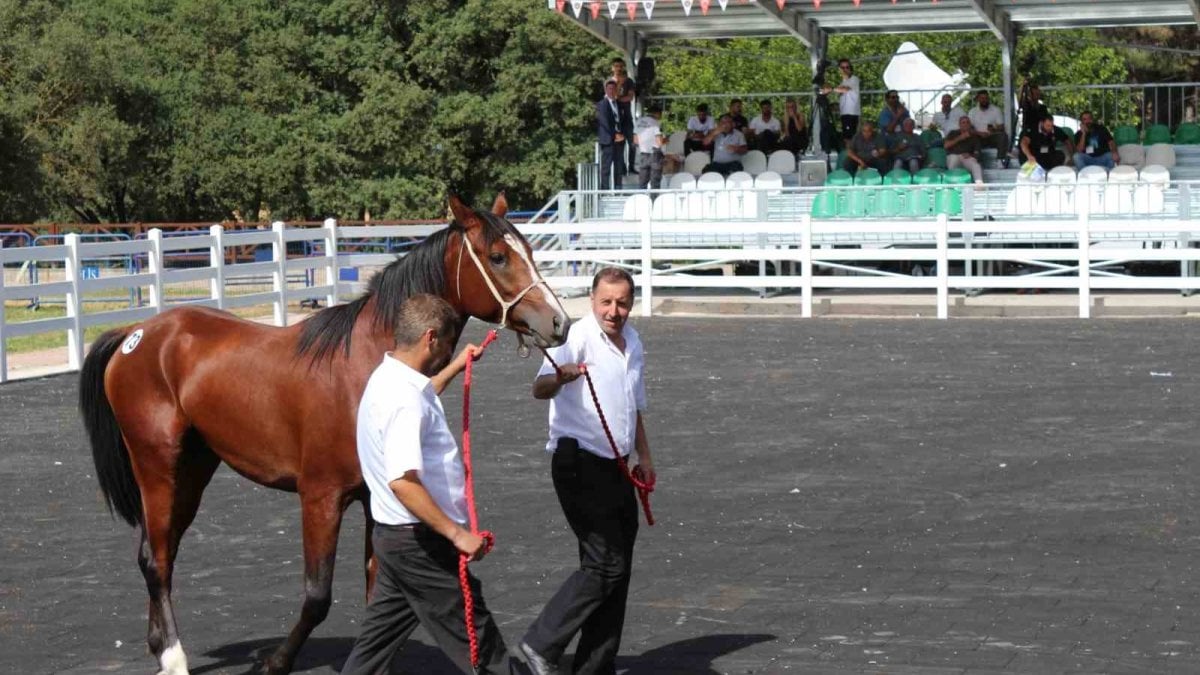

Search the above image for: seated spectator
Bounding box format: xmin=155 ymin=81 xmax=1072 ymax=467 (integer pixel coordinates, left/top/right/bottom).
xmin=968 ymin=91 xmax=1011 ymax=167
xmin=747 ymin=99 xmax=782 ymax=152
xmin=1073 ymin=110 xmax=1119 ymax=171
xmin=1018 ymin=83 xmax=1049 ymax=139
xmin=1020 ymin=115 xmax=1071 ymax=171
xmin=728 ymin=99 xmax=749 ymax=133
xmin=878 ymin=90 xmax=911 ymax=139
xmin=703 ymin=114 xmax=748 ymax=176
xmin=841 ymin=120 xmax=889 ymax=176
xmin=889 ymin=118 xmax=925 ymax=174
xmin=944 ymin=115 xmax=984 ymax=183
xmin=930 ymin=93 xmax=966 ymax=147
xmin=780 ymin=98 xmax=810 ymax=154
xmin=633 ymin=103 xmax=667 ymax=190
xmin=685 ymin=103 xmax=715 ymax=155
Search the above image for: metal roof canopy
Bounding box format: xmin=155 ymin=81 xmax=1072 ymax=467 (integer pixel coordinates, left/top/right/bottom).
xmin=556 ymin=0 xmax=1198 ymax=56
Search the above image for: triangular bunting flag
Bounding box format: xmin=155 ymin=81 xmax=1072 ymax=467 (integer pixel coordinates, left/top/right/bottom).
xmin=556 ymin=0 xmax=566 ymax=11
xmin=572 ymin=0 xmax=585 ymax=16
xmin=608 ymin=0 xmax=620 ymax=18
xmin=590 ymin=1 xmax=602 ymax=17
xmin=717 ymin=0 xmax=729 ymax=9
xmin=643 ymin=0 xmax=655 ymax=18
xmin=626 ymin=0 xmax=637 ymax=18
xmin=776 ymin=0 xmax=785 ymax=9
xmin=812 ymin=0 xmax=820 ymax=9
xmin=681 ymin=0 xmax=693 ymax=15
xmin=700 ymin=0 xmax=710 ymax=13
xmin=852 ymin=0 xmax=860 ymax=6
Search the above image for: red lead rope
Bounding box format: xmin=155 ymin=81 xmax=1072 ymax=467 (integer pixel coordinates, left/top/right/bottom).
xmin=540 ymin=350 xmax=656 ymax=526
xmin=460 ymin=328 xmax=498 ymax=670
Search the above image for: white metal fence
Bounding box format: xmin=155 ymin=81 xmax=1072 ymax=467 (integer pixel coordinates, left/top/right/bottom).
xmin=4 ymin=208 xmax=1200 ymax=382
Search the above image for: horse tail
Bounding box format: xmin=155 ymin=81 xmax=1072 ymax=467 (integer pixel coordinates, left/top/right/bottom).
xmin=79 ymin=328 xmax=142 ymax=527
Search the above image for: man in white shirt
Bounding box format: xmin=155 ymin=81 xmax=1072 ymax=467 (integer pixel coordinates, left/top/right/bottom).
xmin=520 ymin=268 xmax=656 ymax=675
xmin=967 ymin=91 xmax=1010 ymax=166
xmin=632 ymin=103 xmax=667 ymax=190
xmin=747 ymin=99 xmax=783 ymax=152
xmin=821 ymin=59 xmax=860 ymax=142
xmin=702 ymin=114 xmax=748 ymax=177
xmin=342 ymin=294 xmax=517 ymax=675
xmin=684 ymin=103 xmax=715 ymax=154
xmin=930 ymin=93 xmax=966 ymax=146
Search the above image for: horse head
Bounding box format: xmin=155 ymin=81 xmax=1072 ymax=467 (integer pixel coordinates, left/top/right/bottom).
xmin=448 ymin=193 xmax=570 ymax=348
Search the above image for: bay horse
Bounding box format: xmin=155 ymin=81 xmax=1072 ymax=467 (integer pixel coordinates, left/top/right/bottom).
xmin=78 ymin=194 xmax=570 ymax=674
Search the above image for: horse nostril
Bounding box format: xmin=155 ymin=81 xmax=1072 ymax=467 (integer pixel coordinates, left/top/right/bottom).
xmin=553 ymin=314 xmax=564 ymax=333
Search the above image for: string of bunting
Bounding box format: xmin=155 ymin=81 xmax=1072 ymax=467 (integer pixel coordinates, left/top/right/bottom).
xmin=545 ymin=0 xmax=922 ymax=19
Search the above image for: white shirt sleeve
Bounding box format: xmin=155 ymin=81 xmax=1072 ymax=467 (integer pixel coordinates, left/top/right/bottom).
xmin=381 ymin=401 xmax=424 ymax=483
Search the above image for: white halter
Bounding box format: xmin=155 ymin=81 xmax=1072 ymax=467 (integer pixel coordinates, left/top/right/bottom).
xmin=456 ymin=229 xmax=565 ymax=330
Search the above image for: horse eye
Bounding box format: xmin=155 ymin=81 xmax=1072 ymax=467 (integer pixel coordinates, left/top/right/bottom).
xmin=489 ymin=252 xmax=506 ymax=265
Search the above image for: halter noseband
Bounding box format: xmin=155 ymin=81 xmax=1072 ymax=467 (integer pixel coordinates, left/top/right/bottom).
xmin=455 ymin=227 xmax=563 ymax=330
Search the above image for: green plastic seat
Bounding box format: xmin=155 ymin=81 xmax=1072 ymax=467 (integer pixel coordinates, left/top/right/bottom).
xmin=920 ymin=129 xmax=942 ymax=147
xmin=1113 ymin=125 xmax=1140 ymax=146
xmin=913 ymin=168 xmax=943 ymax=185
xmin=811 ymin=190 xmax=839 ymax=218
xmin=908 ymin=169 xmax=942 ymax=216
xmin=935 ymin=168 xmax=972 ymax=216
xmin=925 ymin=147 xmax=948 ymax=169
xmin=883 ymin=169 xmax=912 ymax=185
xmin=1175 ymin=122 xmax=1200 ymax=144
xmin=874 ymin=188 xmax=909 ymax=217
xmin=854 ymin=168 xmax=883 ymax=185
xmin=826 ymin=170 xmax=853 ymax=187
xmin=1144 ymin=124 xmax=1171 ymax=145
xmin=942 ymin=168 xmax=973 ymax=184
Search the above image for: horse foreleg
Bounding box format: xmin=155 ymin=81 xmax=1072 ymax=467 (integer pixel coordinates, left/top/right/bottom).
xmin=262 ymin=492 xmax=347 ymax=675
xmin=362 ymin=499 xmax=377 ymax=604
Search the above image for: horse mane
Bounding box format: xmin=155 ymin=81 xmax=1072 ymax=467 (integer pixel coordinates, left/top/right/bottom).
xmin=295 ymin=212 xmax=520 ymax=365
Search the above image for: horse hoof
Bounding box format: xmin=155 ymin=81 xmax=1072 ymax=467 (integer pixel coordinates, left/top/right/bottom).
xmin=258 ymin=654 xmax=292 ymax=675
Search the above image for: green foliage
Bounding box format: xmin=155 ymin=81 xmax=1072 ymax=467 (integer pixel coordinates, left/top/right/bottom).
xmin=0 ymin=0 xmax=613 ymax=222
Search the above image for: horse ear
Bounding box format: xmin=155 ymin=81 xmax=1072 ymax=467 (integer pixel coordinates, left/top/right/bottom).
xmin=491 ymin=191 xmax=508 ymax=218
xmin=448 ymin=194 xmax=480 ymax=230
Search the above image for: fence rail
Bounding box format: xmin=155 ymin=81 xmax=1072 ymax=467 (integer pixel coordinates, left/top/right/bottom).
xmin=4 ymin=208 xmax=1200 ymax=382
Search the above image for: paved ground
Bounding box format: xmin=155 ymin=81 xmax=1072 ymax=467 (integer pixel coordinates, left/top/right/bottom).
xmin=2 ymin=317 xmax=1199 ymax=674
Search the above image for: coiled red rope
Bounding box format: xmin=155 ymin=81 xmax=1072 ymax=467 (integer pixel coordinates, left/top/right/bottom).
xmin=540 ymin=350 xmax=656 ymax=526
xmin=460 ymin=328 xmax=498 ymax=670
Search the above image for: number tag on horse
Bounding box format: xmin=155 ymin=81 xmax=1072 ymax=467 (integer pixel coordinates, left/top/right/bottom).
xmin=121 ymin=329 xmax=144 ymax=355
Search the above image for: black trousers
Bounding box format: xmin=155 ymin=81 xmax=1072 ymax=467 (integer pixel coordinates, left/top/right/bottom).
xmin=841 ymin=114 xmax=859 ymax=141
xmin=599 ymin=142 xmax=626 ymax=190
xmin=524 ymin=440 xmax=639 ymax=675
xmin=341 ymin=523 xmax=514 ymax=675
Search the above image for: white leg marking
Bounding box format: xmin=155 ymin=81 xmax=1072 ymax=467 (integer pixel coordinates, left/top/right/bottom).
xmin=156 ymin=640 xmax=190 ymax=675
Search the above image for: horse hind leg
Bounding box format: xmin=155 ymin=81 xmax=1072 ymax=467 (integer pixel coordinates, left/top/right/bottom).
xmin=132 ymin=429 xmax=221 ymax=675
xmin=262 ymin=491 xmax=348 ymax=675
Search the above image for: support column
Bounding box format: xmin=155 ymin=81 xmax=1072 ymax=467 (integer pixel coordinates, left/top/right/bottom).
xmin=809 ymin=32 xmax=828 ymax=157
xmin=1002 ymin=33 xmax=1016 ymax=148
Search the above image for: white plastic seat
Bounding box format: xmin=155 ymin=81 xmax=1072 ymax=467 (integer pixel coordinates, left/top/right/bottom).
xmin=725 ymin=171 xmax=754 ymax=189
xmin=741 ymin=150 xmax=768 ymax=176
xmin=1077 ymin=165 xmax=1108 ymax=183
xmin=766 ymin=150 xmax=796 ymax=174
xmin=651 ymin=194 xmax=678 ymax=220
xmin=1043 ymin=166 xmax=1076 ymax=215
xmin=683 ymin=151 xmax=710 ymax=177
xmin=1144 ymin=143 xmax=1176 ymax=169
xmin=1134 ymin=164 xmax=1170 ymax=214
xmin=1117 ymin=143 xmax=1144 ymax=169
xmin=664 ymin=131 xmax=686 ymax=157
xmin=1075 ymin=165 xmax=1107 ymax=215
xmin=696 ymin=172 xmax=726 ymax=190
xmin=668 ymin=173 xmax=696 ymax=190
xmin=1103 ymin=165 xmax=1138 ymax=214
xmin=1046 ymin=166 xmax=1076 ymax=184
xmin=754 ymin=170 xmax=783 ymax=190
xmin=723 ymin=172 xmax=757 ymax=219
xmin=1140 ymin=164 xmax=1170 ymax=184
xmin=1009 ymin=166 xmax=1045 ymax=214
xmin=621 ymin=194 xmax=652 ymax=221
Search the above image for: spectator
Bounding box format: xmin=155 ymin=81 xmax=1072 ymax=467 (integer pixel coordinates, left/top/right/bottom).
xmin=930 ymin=93 xmax=966 ymax=146
xmin=841 ymin=120 xmax=888 ymax=176
xmin=632 ymin=103 xmax=667 ymax=190
xmin=944 ymin=115 xmax=984 ymax=183
xmin=968 ymin=91 xmax=1010 ymax=167
xmin=1019 ymin=83 xmax=1049 ymax=139
xmin=747 ymin=99 xmax=782 ymax=152
xmin=889 ymin=118 xmax=925 ymax=174
xmin=780 ymin=98 xmax=810 ymax=155
xmin=596 ymin=80 xmax=626 ymax=190
xmin=610 ymin=58 xmax=637 ymax=173
xmin=1020 ymin=114 xmax=1071 ymax=171
xmin=728 ymin=99 xmax=749 ymax=132
xmin=703 ymin=114 xmax=748 ymax=176
xmin=822 ymin=59 xmax=861 ymax=142
xmin=1073 ymin=110 xmax=1119 ymax=171
xmin=684 ymin=103 xmax=715 ymax=155
xmin=878 ymin=90 xmax=911 ymax=138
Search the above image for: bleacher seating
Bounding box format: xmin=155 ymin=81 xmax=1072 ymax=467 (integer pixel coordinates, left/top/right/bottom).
xmin=1117 ymin=143 xmax=1144 ymax=169
xmin=767 ymin=150 xmax=796 ymax=175
xmin=683 ymin=151 xmax=710 ymax=177
xmin=665 ymin=131 xmax=686 ymax=157
xmin=1113 ymin=125 xmax=1140 ymax=146
xmin=668 ymin=172 xmax=696 ymax=190
xmin=742 ymin=150 xmax=768 ymax=176
xmin=1176 ymin=123 xmax=1200 ymax=145
xmin=1144 ymin=124 xmax=1172 ymax=145
xmin=1145 ymin=143 xmax=1176 ymax=169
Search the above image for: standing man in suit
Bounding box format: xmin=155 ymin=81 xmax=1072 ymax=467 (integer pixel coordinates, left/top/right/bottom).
xmin=597 ymin=79 xmax=626 ymax=190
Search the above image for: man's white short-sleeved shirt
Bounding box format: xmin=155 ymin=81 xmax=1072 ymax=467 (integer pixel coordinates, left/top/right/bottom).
xmin=838 ymin=75 xmax=861 ymax=116
xmin=634 ymin=116 xmax=663 ymax=151
xmin=687 ymin=115 xmax=715 ymax=135
xmin=537 ymin=313 xmax=647 ymax=458
xmin=357 ymin=354 xmax=466 ymax=526
xmin=749 ymin=115 xmax=781 ymax=135
xmin=933 ymin=106 xmax=966 ymax=138
xmin=969 ymin=105 xmax=1004 ymax=133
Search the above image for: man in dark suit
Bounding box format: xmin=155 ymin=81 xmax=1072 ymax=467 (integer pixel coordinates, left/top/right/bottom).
xmin=596 ymin=79 xmax=626 ymax=190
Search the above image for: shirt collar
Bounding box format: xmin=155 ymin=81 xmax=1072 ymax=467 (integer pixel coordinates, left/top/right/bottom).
xmin=382 ymin=353 xmax=433 ymax=392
